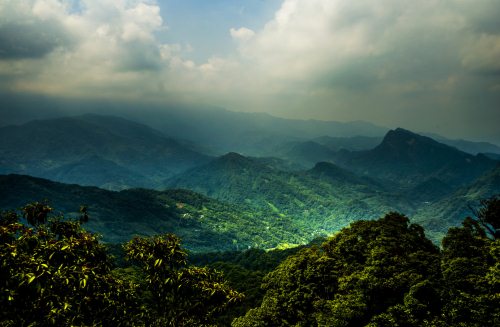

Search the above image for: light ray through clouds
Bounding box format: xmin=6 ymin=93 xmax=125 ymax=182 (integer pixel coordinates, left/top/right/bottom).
xmin=0 ymin=0 xmax=499 ymax=143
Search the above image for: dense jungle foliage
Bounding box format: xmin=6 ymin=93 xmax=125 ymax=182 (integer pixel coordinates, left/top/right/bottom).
xmin=1 ymin=196 xmax=499 ymax=326
xmin=0 ymin=202 xmax=241 ymax=326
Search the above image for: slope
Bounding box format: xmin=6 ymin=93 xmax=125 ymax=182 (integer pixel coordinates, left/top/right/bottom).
xmin=333 ymin=128 xmax=497 ymax=190
xmin=166 ymin=153 xmax=414 ymax=234
xmin=413 ymin=164 xmax=500 ymax=241
xmin=0 ymin=174 xmax=308 ymax=252
xmin=0 ymin=114 xmax=211 ymax=190
xmin=110 ymin=106 xmax=390 ymax=156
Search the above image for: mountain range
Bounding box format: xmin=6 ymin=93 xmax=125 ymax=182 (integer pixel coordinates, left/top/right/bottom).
xmin=2 ymin=101 xmax=499 ymax=156
xmin=1 ymin=113 xmax=499 ymax=249
xmin=330 ymin=128 xmax=497 ymax=190
xmin=0 ymin=114 xmax=210 ymax=190
xmin=166 ymin=152 xmax=410 ymax=234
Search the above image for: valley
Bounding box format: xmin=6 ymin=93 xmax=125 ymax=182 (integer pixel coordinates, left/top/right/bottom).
xmin=1 ymin=113 xmax=498 ymax=249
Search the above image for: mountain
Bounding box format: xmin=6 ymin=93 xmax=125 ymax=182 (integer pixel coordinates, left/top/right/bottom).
xmin=404 ymin=177 xmax=454 ymax=203
xmin=307 ymin=161 xmax=382 ymax=188
xmin=0 ymin=96 xmax=390 ymax=156
xmin=423 ymin=132 xmax=500 ymax=155
xmin=105 ymin=106 xmax=390 ymax=156
xmin=0 ymin=114 xmax=211 ymax=190
xmin=313 ymin=135 xmax=383 ymax=151
xmin=251 ymin=156 xmax=305 ymax=172
xmin=413 ymin=164 xmax=500 ymax=241
xmin=278 ymin=141 xmax=337 ymax=168
xmin=333 ymin=128 xmax=497 ymax=190
xmin=44 ymin=155 xmax=148 ymax=190
xmin=166 ymin=152 xmax=414 ymax=234
xmin=0 ymin=174 xmax=309 ymax=252
xmin=484 ymin=153 xmax=500 ymax=161
xmin=274 ymin=136 xmax=383 ymax=169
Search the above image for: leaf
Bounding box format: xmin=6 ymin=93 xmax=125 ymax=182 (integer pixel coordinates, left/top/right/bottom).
xmin=28 ymin=275 xmax=36 ymax=284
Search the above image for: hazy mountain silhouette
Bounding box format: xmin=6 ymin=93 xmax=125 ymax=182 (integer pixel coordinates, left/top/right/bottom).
xmin=332 ymin=128 xmax=497 ymax=189
xmin=0 ymin=114 xmax=211 ymax=189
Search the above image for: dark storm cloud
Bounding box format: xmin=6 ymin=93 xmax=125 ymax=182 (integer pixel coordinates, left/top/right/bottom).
xmin=0 ymin=21 xmax=70 ymax=59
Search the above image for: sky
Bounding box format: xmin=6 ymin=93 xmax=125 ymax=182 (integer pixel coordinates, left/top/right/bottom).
xmin=0 ymin=0 xmax=499 ymax=143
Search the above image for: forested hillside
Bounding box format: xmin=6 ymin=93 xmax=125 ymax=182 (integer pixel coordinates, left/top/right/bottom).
xmin=166 ymin=152 xmax=414 ymax=235
xmin=0 ymin=174 xmax=308 ymax=251
xmin=2 ymin=197 xmax=499 ymax=326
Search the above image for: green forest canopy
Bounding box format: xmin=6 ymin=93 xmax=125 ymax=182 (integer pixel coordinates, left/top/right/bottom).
xmin=1 ymin=196 xmax=499 ymax=326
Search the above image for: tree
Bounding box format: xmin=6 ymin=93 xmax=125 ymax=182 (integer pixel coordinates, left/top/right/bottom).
xmin=469 ymin=195 xmax=500 ymax=239
xmin=124 ymin=233 xmax=243 ymax=326
xmin=440 ymin=215 xmax=500 ymax=326
xmin=233 ymin=213 xmax=442 ymax=326
xmin=1 ymin=203 xmax=242 ymax=326
xmin=22 ymin=201 xmax=52 ymax=226
xmin=0 ymin=207 xmax=142 ymax=326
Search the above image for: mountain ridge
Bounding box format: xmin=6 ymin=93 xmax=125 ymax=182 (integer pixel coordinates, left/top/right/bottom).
xmin=332 ymin=128 xmax=497 ymax=189
xmin=0 ymin=114 xmax=211 ymax=190
xmin=0 ymin=173 xmax=309 ymax=251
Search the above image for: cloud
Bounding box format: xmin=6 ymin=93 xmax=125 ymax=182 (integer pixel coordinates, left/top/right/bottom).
xmin=230 ymin=27 xmax=255 ymax=41
xmin=223 ymin=0 xmax=500 ymax=141
xmin=236 ymin=1 xmax=465 ymax=82
xmin=0 ymin=0 xmax=499 ymax=143
xmin=0 ymin=1 xmax=71 ymax=59
xmin=0 ymin=0 xmax=167 ymax=97
xmin=461 ymin=34 xmax=500 ymax=74
xmin=0 ymin=21 xmax=70 ymax=59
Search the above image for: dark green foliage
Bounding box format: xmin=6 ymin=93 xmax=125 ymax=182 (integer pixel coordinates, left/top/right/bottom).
xmin=440 ymin=215 xmax=500 ymax=326
xmin=22 ymin=201 xmax=53 ymax=226
xmin=0 ymin=174 xmax=307 ymax=251
xmin=0 ymin=204 xmax=242 ymax=326
xmin=0 ymin=209 xmax=142 ymax=326
xmin=189 ymin=245 xmax=322 ymax=325
xmin=471 ymin=194 xmax=500 ymax=239
xmin=233 ymin=213 xmax=442 ymax=326
xmin=166 ymin=152 xmax=414 ymax=240
xmin=124 ymin=233 xmax=243 ymax=326
xmin=189 ymin=245 xmax=312 ymax=273
xmin=413 ymin=167 xmax=500 ymax=241
xmin=232 ymin=200 xmax=500 ymax=326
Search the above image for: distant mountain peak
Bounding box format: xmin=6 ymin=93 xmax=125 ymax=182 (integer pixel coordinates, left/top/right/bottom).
xmin=385 ymin=128 xmax=421 ymax=141
xmin=333 ymin=127 xmax=497 ymax=189
xmin=211 ymin=152 xmax=260 ymax=170
xmin=379 ymin=128 xmax=446 ymax=151
xmin=219 ymin=152 xmax=250 ymax=162
xmin=311 ymin=161 xmax=344 ymax=174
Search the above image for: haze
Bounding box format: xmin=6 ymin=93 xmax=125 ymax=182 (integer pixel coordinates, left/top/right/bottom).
xmin=0 ymin=0 xmax=499 ymax=144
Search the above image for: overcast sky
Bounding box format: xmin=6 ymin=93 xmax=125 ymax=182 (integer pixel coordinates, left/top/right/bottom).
xmin=0 ymin=0 xmax=499 ymax=143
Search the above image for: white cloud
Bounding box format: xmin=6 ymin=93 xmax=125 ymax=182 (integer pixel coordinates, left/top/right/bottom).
xmin=0 ymin=0 xmax=169 ymax=98
xmin=230 ymin=27 xmax=255 ymax=41
xmin=0 ymin=0 xmax=499 ymax=142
